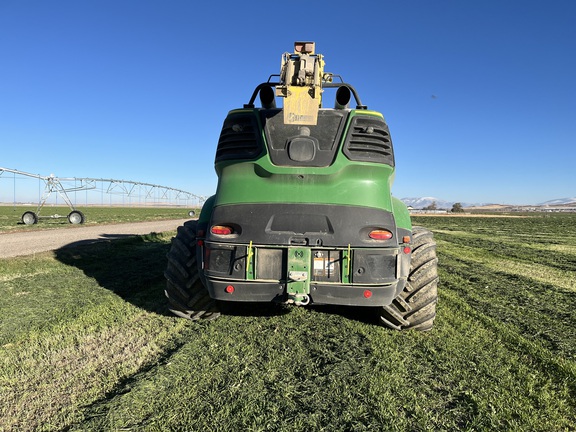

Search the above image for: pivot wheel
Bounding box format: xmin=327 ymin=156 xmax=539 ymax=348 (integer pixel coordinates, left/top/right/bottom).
xmin=22 ymin=211 xmax=38 ymax=225
xmin=164 ymin=220 xmax=220 ymax=320
xmin=380 ymin=226 xmax=439 ymax=331
xmin=67 ymin=210 xmax=85 ymax=224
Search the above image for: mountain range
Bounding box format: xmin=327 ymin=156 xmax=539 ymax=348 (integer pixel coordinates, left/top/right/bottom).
xmin=400 ymin=197 xmax=576 ymax=209
xmin=537 ymin=198 xmax=576 ymax=206
xmin=400 ymin=197 xmax=473 ymax=209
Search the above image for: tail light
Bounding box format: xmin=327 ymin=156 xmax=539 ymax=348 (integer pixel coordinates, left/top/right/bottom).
xmin=402 ymin=235 xmax=411 ymax=254
xmin=211 ymin=225 xmax=234 ymax=235
xmin=368 ymin=229 xmax=393 ymax=240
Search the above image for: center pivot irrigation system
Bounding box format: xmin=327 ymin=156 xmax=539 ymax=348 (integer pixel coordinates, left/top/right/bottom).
xmin=0 ymin=167 xmax=206 ymax=225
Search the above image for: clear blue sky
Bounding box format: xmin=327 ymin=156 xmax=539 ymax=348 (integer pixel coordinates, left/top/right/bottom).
xmin=1 ymin=0 xmax=574 ymax=205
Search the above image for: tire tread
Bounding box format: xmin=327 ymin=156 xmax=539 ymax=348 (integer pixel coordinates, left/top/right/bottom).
xmin=164 ymin=220 xmax=220 ymax=321
xmin=379 ymin=226 xmax=439 ymax=331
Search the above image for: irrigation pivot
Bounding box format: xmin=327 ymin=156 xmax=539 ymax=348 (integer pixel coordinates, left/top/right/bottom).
xmin=0 ymin=167 xmax=204 ymax=225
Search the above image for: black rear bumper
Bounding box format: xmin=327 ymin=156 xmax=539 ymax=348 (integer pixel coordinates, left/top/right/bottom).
xmin=205 ymin=277 xmax=404 ymax=307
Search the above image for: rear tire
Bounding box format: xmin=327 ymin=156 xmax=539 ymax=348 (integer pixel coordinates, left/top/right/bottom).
xmin=379 ymin=226 xmax=438 ymax=331
xmin=164 ymin=220 xmax=220 ymax=320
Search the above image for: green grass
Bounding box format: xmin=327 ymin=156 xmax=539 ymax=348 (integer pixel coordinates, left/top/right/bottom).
xmin=1 ymin=214 xmax=575 ymax=431
xmin=0 ymin=205 xmax=196 ymax=232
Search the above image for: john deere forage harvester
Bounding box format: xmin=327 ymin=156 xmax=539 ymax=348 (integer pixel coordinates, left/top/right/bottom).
xmin=165 ymin=42 xmax=439 ymax=330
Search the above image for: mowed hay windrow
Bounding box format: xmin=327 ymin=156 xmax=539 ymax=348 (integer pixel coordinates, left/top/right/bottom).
xmin=0 ymin=212 xmax=575 ymax=431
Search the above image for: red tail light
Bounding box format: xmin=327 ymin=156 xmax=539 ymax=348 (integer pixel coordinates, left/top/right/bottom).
xmin=211 ymin=225 xmax=234 ymax=235
xmin=368 ymin=229 xmax=393 ymax=240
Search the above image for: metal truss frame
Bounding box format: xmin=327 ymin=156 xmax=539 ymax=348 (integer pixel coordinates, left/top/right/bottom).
xmin=0 ymin=167 xmax=205 ymax=225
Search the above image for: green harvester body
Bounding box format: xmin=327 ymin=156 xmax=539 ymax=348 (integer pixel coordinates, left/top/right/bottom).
xmin=196 ymin=42 xmax=413 ymax=307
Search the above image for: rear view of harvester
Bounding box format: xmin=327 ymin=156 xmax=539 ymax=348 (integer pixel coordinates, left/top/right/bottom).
xmin=165 ymin=42 xmax=439 ymax=330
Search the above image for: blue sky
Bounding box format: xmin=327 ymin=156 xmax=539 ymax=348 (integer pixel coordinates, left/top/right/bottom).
xmin=1 ymin=0 xmax=574 ymax=205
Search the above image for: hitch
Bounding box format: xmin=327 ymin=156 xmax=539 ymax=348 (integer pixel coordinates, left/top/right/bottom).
xmin=286 ymin=294 xmax=311 ymax=306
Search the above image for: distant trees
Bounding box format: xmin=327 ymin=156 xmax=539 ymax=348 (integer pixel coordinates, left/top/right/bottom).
xmin=419 ymin=201 xmax=466 ymax=213
xmin=451 ymin=202 xmax=465 ymax=213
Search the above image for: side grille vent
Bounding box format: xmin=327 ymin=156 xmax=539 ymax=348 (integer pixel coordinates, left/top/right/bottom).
xmin=215 ymin=114 xmax=262 ymax=162
xmin=343 ymin=116 xmax=394 ymax=166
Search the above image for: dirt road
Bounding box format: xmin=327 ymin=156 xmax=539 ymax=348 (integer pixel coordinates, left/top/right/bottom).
xmin=0 ymin=219 xmax=190 ymax=259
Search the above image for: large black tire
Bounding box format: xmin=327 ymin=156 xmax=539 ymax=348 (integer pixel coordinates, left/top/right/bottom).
xmin=379 ymin=226 xmax=438 ymax=331
xmin=164 ymin=220 xmax=220 ymax=320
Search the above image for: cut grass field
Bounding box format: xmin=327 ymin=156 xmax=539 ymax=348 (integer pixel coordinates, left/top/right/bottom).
xmin=0 ymin=205 xmax=197 ymax=233
xmin=1 ymin=213 xmax=575 ymax=431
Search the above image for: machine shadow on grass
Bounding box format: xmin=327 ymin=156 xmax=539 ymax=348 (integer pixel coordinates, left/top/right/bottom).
xmin=54 ymin=234 xmax=174 ymax=316
xmin=53 ymin=234 xmax=378 ymax=324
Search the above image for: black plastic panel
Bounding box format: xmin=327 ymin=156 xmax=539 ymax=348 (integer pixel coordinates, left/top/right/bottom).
xmin=204 ymin=244 xmax=246 ymax=278
xmin=207 ymin=203 xmax=398 ymax=247
xmin=343 ymin=116 xmax=394 ymax=166
xmin=261 ymin=109 xmax=347 ymax=167
xmin=352 ymin=250 xmax=397 ymax=284
xmin=215 ymin=113 xmax=263 ymax=162
xmin=256 ymin=248 xmax=286 ymax=280
xmin=205 ymin=278 xmax=399 ymax=306
xmin=309 ymin=281 xmax=398 ymax=306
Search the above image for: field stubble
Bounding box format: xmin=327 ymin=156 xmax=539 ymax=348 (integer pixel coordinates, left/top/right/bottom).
xmin=0 ymin=211 xmax=575 ymax=431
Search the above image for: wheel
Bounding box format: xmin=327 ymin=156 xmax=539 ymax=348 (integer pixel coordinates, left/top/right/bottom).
xmin=164 ymin=220 xmax=220 ymax=320
xmin=379 ymin=226 xmax=439 ymax=331
xmin=22 ymin=211 xmax=38 ymax=225
xmin=67 ymin=210 xmax=85 ymax=224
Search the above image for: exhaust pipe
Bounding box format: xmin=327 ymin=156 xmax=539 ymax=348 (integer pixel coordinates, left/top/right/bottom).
xmin=259 ymin=85 xmax=276 ymax=109
xmin=334 ymin=86 xmax=351 ymax=109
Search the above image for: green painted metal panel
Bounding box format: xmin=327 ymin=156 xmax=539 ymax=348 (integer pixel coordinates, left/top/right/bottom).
xmin=391 ymin=196 xmax=412 ymax=231
xmin=214 ymin=161 xmax=394 ymax=210
xmin=210 ymin=108 xmax=409 ymax=223
xmin=213 ymin=109 xmax=395 ymax=210
xmin=198 ymin=195 xmax=216 ymax=224
xmin=286 ymin=247 xmax=311 ymax=302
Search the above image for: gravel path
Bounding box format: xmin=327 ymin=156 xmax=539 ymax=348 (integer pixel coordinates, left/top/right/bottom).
xmin=0 ymin=219 xmax=190 ymax=259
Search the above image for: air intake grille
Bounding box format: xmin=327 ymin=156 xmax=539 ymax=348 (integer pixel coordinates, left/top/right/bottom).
xmin=343 ymin=116 xmax=394 ymax=166
xmin=215 ymin=114 xmax=263 ymax=162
